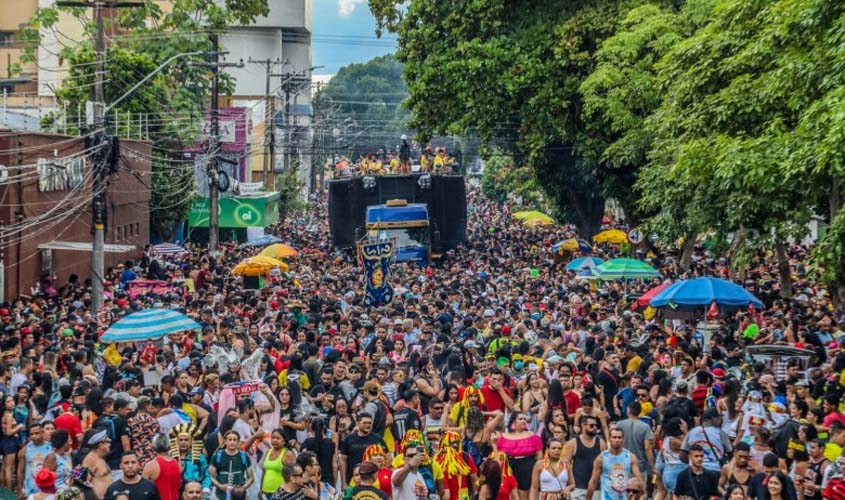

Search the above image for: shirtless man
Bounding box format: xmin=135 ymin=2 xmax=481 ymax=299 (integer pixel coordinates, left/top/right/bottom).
xmin=82 ymin=429 xmax=113 ymax=498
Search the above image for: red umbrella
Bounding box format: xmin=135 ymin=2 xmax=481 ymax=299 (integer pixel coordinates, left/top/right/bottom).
xmin=632 ymin=282 xmax=670 ymax=310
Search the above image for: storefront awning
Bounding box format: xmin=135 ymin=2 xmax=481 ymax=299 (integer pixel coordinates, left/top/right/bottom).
xmin=38 ymin=241 xmax=136 ymax=253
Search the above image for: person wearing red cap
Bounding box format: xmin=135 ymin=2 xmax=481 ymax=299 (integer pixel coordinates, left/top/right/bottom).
xmin=29 ymin=467 xmax=56 ymax=500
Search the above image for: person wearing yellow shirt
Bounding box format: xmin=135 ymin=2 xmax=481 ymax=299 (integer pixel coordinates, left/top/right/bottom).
xmin=420 ymin=149 xmax=432 ymax=172
xmin=388 ymin=156 xmax=400 ymax=174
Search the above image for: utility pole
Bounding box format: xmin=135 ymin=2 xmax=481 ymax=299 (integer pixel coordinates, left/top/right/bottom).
xmin=57 ymin=0 xmax=142 ymax=314
xmin=209 ymin=34 xmax=220 ymax=252
xmin=248 ymin=57 xmax=282 ymax=187
xmin=310 ymin=81 xmax=322 ymax=193
xmin=194 ymin=35 xmax=243 ymax=252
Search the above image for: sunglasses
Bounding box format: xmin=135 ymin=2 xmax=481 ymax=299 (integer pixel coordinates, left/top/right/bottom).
xmin=405 ymin=453 xmax=418 ymax=459
xmin=626 ymin=489 xmax=642 ymax=495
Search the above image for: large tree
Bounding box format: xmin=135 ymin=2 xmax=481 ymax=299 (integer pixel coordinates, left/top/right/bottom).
xmin=316 ymin=54 xmax=412 ymax=157
xmin=368 ymin=0 xmax=663 ymax=237
xmin=18 ymin=0 xmax=270 ymax=241
xmin=632 ymin=0 xmax=845 ymax=298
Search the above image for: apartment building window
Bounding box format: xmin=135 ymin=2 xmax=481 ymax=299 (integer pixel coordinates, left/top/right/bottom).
xmin=0 ymin=33 xmax=13 ymax=48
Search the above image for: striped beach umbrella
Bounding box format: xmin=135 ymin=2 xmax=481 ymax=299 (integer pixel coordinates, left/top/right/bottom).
xmin=594 ymin=258 xmax=661 ymax=280
xmin=100 ymin=309 xmax=201 ymax=343
xmin=153 ymin=243 xmax=188 ymax=255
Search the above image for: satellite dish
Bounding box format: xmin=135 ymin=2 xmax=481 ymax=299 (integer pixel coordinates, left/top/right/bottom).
xmin=218 ymin=171 xmax=230 ymax=192
xmin=0 ymin=165 xmax=7 ymax=183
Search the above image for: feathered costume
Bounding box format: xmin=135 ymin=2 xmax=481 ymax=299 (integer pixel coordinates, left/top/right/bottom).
xmin=449 ymin=385 xmax=485 ymax=427
xmin=169 ymin=422 xmax=211 ymax=494
xmin=364 ymin=444 xmax=393 ymax=497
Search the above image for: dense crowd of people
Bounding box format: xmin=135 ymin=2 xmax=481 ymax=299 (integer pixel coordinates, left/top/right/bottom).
xmin=333 ymin=137 xmax=459 ymax=176
xmin=1 ymin=183 xmax=843 ymax=500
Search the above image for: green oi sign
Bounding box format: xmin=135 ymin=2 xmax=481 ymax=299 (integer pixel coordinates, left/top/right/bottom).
xmin=188 ymin=194 xmax=280 ymax=228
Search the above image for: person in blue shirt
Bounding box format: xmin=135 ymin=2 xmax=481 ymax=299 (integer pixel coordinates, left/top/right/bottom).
xmin=120 ymin=260 xmax=137 ymax=286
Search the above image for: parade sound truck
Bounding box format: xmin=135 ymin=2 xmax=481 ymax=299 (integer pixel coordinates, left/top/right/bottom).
xmin=328 ymin=174 xmax=468 ymax=265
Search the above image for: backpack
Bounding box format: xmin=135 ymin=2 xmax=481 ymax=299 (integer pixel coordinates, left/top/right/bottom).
xmin=92 ymin=415 xmax=117 ymax=444
xmin=211 ymin=449 xmax=249 ymax=471
xmin=663 ymin=397 xmax=691 ymax=425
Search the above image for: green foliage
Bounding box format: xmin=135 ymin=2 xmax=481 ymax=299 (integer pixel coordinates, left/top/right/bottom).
xmin=317 ymin=54 xmax=411 ymax=156
xmin=479 ymin=150 xmax=543 ymax=206
xmin=367 ymin=0 xmax=680 ymax=236
xmin=276 ymin=169 xmax=306 ymax=223
xmin=19 ymin=0 xmax=269 ymax=240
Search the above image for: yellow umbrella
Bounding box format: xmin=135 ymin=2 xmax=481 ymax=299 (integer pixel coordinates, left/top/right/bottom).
xmin=523 ymin=218 xmax=554 ymax=227
xmin=513 ymin=210 xmax=554 ymax=226
xmin=231 ymin=256 xmax=289 ymax=277
xmin=259 ymin=244 xmax=298 ymax=259
xmin=593 ymin=228 xmax=628 ymax=244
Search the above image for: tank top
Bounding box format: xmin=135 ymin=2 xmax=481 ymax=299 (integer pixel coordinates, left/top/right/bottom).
xmin=539 ymin=461 xmax=569 ymax=492
xmin=154 ymin=455 xmax=182 ymax=500
xmin=600 ymin=449 xmax=632 ymax=500
xmin=263 ymin=448 xmax=287 ymax=493
xmin=23 ymin=441 xmax=52 ymax=496
xmin=573 ymin=436 xmax=601 ymax=489
xmin=806 ymin=458 xmax=830 ymax=500
xmin=721 ymin=410 xmax=740 ymax=438
xmin=661 ymin=437 xmax=683 ymax=465
xmin=54 ymin=451 xmax=73 ymax=490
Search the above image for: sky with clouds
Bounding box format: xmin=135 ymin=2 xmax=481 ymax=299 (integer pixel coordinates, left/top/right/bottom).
xmin=312 ymin=0 xmax=398 ymax=76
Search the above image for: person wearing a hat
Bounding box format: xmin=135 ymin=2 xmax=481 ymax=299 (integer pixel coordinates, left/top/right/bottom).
xmin=349 ymin=460 xmax=389 ymax=500
xmin=81 ymin=430 xmax=113 ymax=498
xmin=681 ymin=408 xmax=732 ymax=473
xmin=29 ymin=468 xmax=56 ymax=500
xmin=361 ymin=380 xmax=391 ymax=437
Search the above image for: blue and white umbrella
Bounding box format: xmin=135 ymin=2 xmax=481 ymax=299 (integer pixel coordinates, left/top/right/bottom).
xmin=565 ymin=256 xmax=604 ymax=272
xmin=100 ymin=309 xmax=201 ymax=343
xmin=242 ymin=235 xmax=283 ymax=248
xmin=153 ymin=242 xmax=188 ymax=255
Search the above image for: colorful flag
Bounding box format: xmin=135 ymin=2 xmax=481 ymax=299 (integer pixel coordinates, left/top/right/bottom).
xmin=362 ymin=241 xmax=395 ymax=307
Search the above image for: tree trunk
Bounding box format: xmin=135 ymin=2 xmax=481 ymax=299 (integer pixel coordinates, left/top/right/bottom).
xmin=727 ymin=226 xmax=746 ymax=282
xmin=774 ymin=240 xmax=793 ymax=299
xmin=679 ymin=232 xmax=695 ymax=272
xmin=573 ymin=195 xmax=605 ymax=239
xmin=830 ymin=176 xmax=844 ymax=305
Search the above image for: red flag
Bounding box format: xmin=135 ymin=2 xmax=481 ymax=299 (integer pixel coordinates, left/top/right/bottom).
xmin=707 ymin=300 xmax=720 ymax=320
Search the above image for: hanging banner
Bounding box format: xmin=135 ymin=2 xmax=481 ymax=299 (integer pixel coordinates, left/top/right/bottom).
xmin=362 ymin=241 xmax=394 ymax=307
xmin=126 ymin=279 xmax=172 ymax=298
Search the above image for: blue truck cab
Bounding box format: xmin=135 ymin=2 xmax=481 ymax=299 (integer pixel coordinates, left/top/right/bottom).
xmin=365 ymin=200 xmax=431 ymax=264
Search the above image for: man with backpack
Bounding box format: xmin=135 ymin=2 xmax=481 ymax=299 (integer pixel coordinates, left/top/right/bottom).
xmin=663 ymin=381 xmax=699 ymax=428
xmin=209 ymin=430 xmax=254 ymax=500
xmin=93 ymin=397 xmax=131 ymax=480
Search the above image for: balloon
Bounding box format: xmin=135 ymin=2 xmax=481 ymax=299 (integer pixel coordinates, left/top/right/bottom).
xmin=530 ymin=268 xmax=539 ymax=277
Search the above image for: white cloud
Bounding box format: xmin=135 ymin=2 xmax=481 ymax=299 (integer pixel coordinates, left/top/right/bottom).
xmin=338 ymin=0 xmax=365 ymax=16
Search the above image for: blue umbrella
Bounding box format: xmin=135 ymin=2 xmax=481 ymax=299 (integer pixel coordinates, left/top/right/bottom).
xmin=650 ymin=277 xmax=763 ymax=309
xmin=565 ymin=256 xmax=604 ymax=272
xmin=242 ymin=235 xmax=283 ymax=248
xmin=100 ymin=309 xmax=201 ymax=343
